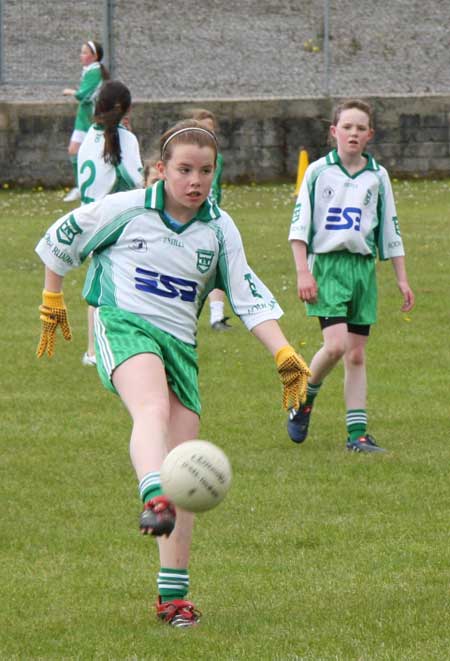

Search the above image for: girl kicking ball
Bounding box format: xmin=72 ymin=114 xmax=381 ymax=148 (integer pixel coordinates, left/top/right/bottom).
xmin=35 ymin=120 xmax=310 ymax=627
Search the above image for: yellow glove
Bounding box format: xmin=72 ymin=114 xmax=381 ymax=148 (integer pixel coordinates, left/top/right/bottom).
xmin=36 ymin=290 xmax=72 ymax=358
xmin=275 ymin=344 xmax=311 ymax=411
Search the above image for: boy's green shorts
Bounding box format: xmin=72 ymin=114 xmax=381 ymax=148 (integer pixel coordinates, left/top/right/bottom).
xmin=306 ymin=251 xmax=377 ymax=325
xmin=93 ymin=306 xmax=201 ymax=415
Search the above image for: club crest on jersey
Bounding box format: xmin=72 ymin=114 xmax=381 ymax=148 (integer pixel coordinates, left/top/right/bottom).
xmin=196 ymin=249 xmax=214 ymax=273
xmin=56 ymin=214 xmax=82 ymax=245
xmin=322 ymin=186 xmax=334 ymax=200
xmin=129 ymin=237 xmax=148 ymax=251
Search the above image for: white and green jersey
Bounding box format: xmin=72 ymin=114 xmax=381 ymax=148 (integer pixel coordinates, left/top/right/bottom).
xmin=77 ymin=124 xmax=143 ymax=203
xmin=74 ymin=62 xmax=103 ymax=132
xmin=289 ymin=149 xmax=405 ymax=260
xmin=35 ymin=180 xmax=282 ymax=345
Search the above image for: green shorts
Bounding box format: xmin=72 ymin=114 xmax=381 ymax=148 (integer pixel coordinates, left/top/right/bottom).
xmin=306 ymin=251 xmax=377 ymax=326
xmin=94 ymin=306 xmax=201 ymax=415
xmin=74 ymin=102 xmax=94 ymax=133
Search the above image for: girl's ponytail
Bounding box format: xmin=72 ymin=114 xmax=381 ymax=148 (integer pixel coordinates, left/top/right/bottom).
xmin=93 ymin=81 xmax=132 ymax=166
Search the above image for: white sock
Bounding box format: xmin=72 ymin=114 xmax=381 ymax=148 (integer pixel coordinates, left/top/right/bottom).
xmin=210 ymin=301 xmax=224 ymax=325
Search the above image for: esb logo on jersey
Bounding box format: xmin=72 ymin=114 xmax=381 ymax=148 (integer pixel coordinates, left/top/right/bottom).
xmin=326 ymin=207 xmax=361 ymax=231
xmin=135 ymin=268 xmax=197 ymax=301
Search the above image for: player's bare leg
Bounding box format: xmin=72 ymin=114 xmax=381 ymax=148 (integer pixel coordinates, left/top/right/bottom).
xmin=343 ymin=332 xmax=368 ymax=410
xmin=64 ymin=140 xmax=82 ymax=201
xmin=113 ymin=353 xmax=176 ymax=535
xmin=157 ymin=390 xmax=199 ymax=568
xmin=113 ymin=353 xmax=171 ymax=477
xmin=155 ymin=392 xmax=200 ymax=626
xmin=309 ymin=322 xmax=347 ymax=381
xmin=288 ymin=323 xmax=346 ymax=443
xmin=344 ymin=332 xmax=384 ymax=452
xmin=113 ymin=356 xmax=201 ymax=625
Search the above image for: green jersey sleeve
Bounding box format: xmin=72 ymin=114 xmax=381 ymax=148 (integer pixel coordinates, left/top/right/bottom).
xmin=75 ymin=64 xmax=102 ymax=103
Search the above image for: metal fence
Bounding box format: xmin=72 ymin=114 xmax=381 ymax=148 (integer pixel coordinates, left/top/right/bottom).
xmin=1 ymin=0 xmax=450 ymax=100
xmin=0 ymin=0 xmax=332 ymax=97
xmin=0 ymin=0 xmax=113 ymax=85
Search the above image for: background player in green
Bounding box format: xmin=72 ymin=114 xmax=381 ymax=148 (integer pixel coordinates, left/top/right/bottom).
xmin=78 ymin=79 xmax=144 ymax=366
xmin=190 ymin=108 xmax=231 ymax=331
xmin=35 ymin=120 xmax=311 ymax=627
xmin=288 ymin=99 xmax=415 ymax=452
xmin=63 ymin=40 xmax=109 ymax=202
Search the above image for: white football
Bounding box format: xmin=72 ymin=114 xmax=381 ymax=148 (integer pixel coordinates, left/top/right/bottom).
xmin=160 ymin=440 xmax=232 ymax=513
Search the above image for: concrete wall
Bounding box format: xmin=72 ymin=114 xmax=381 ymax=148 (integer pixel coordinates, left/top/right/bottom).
xmin=1 ymin=95 xmax=450 ymax=187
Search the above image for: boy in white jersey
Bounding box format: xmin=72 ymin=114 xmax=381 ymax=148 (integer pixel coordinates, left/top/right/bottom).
xmin=288 ymin=99 xmax=415 ymax=453
xmin=78 ymin=80 xmax=144 ymax=367
xmin=35 ymin=121 xmax=311 ymax=627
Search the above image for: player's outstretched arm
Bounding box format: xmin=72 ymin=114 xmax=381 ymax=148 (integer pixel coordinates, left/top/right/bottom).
xmin=36 ymin=268 xmax=72 ymax=359
xmin=251 ymin=320 xmax=311 ymax=410
xmin=391 ymin=256 xmax=415 ymax=312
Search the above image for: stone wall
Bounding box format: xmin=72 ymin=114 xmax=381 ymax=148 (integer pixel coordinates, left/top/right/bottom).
xmin=1 ymin=95 xmax=450 ymax=187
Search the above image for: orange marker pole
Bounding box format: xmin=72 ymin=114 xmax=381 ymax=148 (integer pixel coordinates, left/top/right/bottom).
xmin=294 ymin=149 xmax=309 ymax=196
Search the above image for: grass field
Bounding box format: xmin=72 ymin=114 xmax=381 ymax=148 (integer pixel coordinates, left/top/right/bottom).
xmin=1 ymin=181 xmax=449 ymax=660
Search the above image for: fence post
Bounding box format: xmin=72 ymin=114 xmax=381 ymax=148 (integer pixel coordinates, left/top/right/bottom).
xmin=323 ymin=0 xmax=330 ymax=97
xmin=0 ymin=0 xmax=4 ymax=84
xmin=103 ymin=0 xmax=114 ymax=77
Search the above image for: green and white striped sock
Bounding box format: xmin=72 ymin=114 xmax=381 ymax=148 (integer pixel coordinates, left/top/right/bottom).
xmin=158 ymin=568 xmax=189 ymax=603
xmin=139 ymin=471 xmax=163 ymax=504
xmin=305 ymin=382 xmax=322 ymax=407
xmin=346 ymin=409 xmax=367 ymax=441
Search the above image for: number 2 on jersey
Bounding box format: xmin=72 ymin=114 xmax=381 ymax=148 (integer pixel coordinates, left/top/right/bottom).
xmin=80 ymin=160 xmax=96 ymax=204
